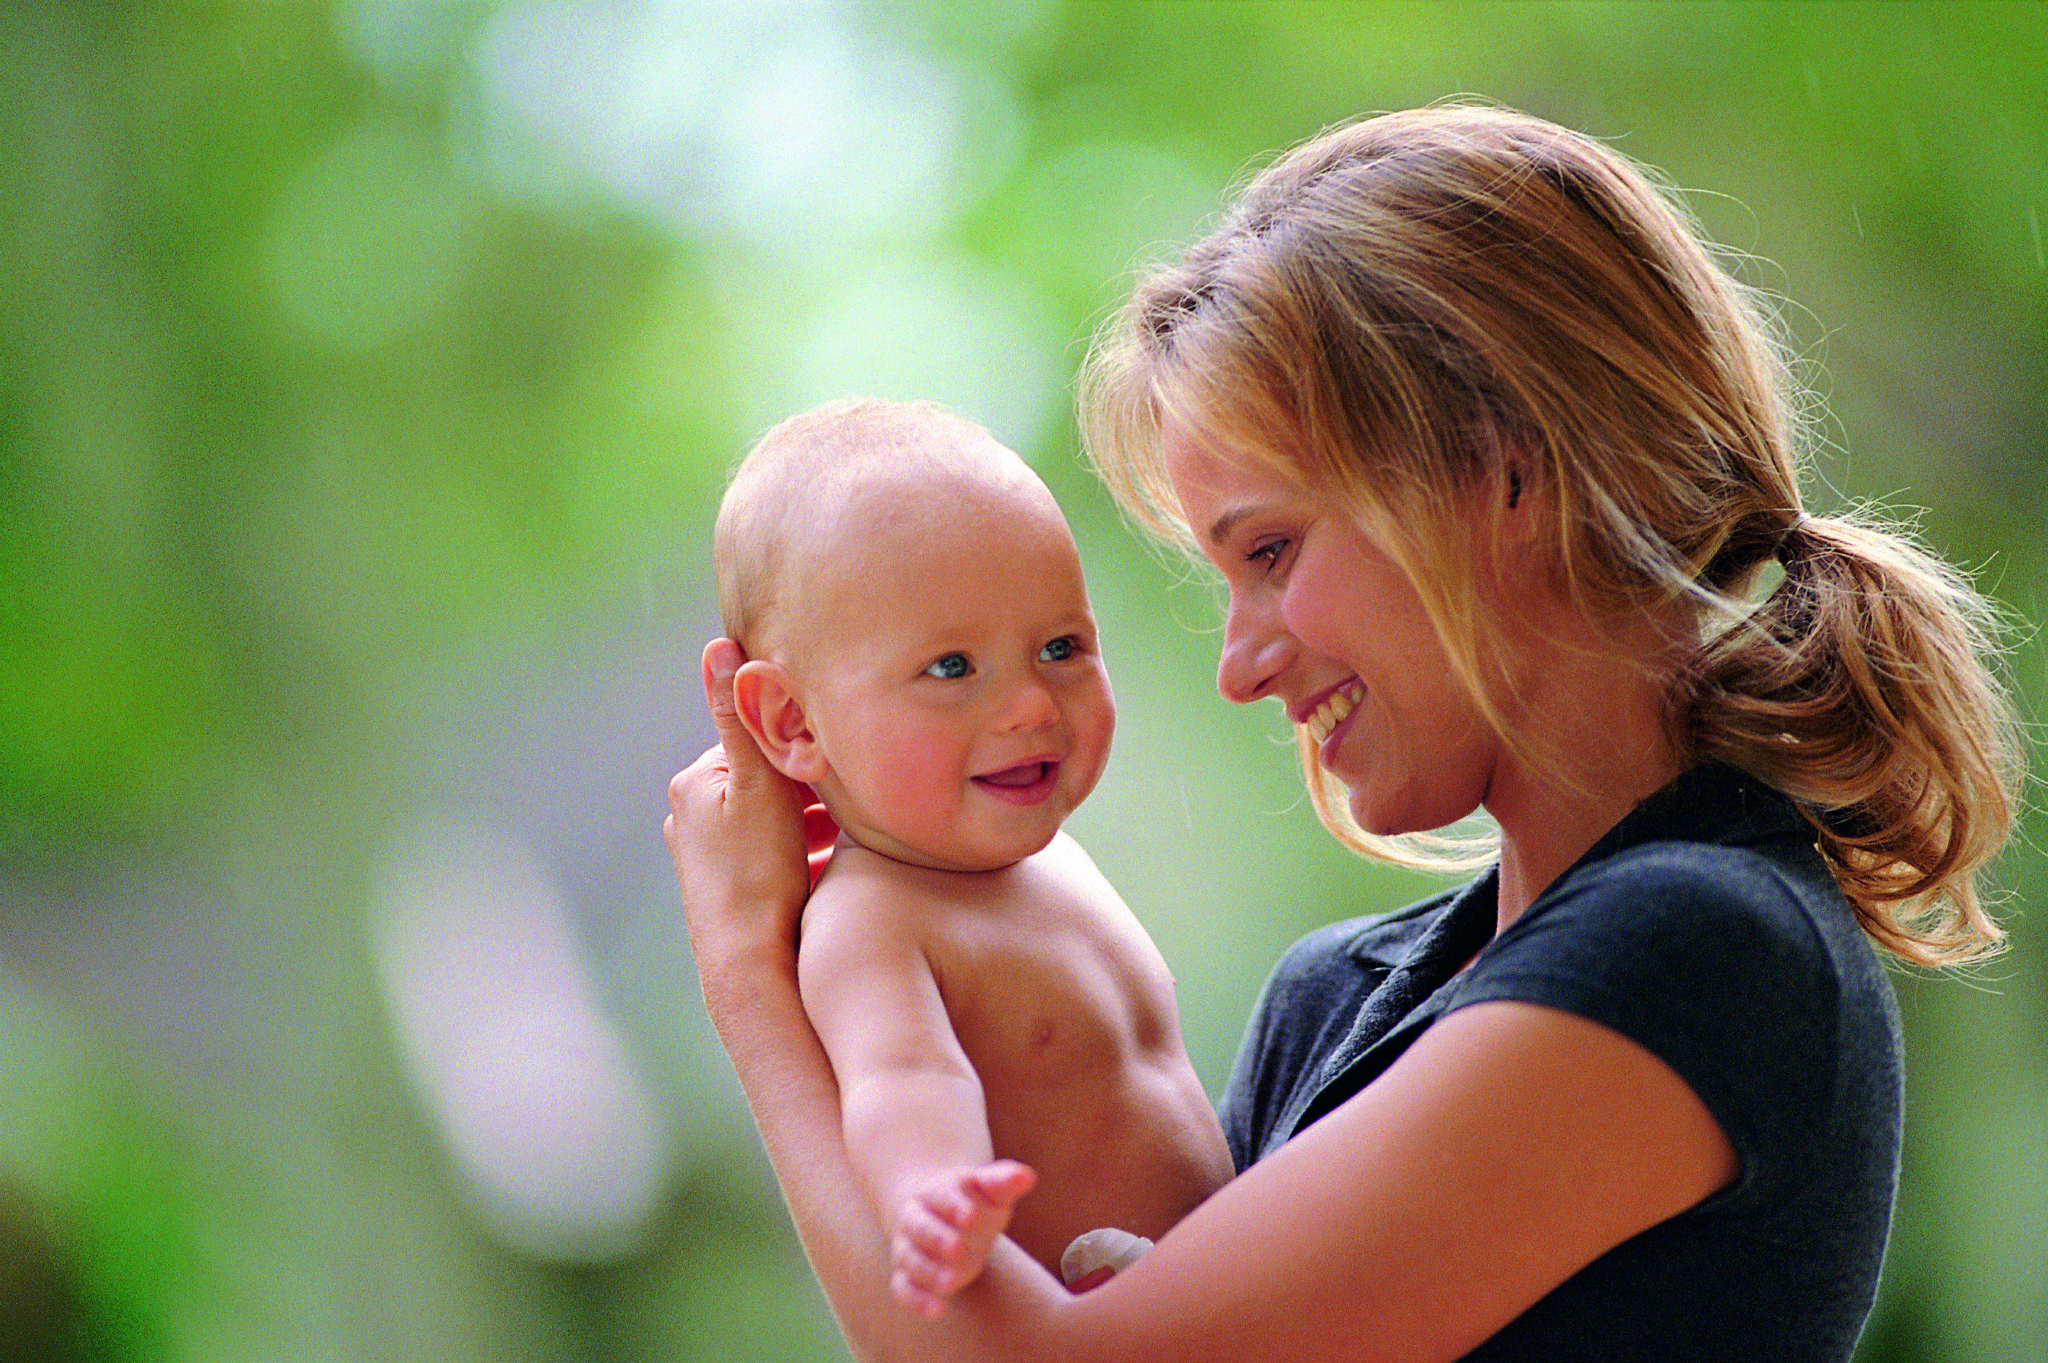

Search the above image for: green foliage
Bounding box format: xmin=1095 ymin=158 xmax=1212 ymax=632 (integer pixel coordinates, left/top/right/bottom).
xmin=2 ymin=1 xmax=2042 ymax=1359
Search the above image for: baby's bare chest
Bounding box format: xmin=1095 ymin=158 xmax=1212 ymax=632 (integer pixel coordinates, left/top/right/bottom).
xmin=925 ymin=908 xmax=1172 ymax=1090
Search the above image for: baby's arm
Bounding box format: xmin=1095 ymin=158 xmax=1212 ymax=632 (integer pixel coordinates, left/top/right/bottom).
xmin=797 ymin=881 xmax=1033 ymax=1316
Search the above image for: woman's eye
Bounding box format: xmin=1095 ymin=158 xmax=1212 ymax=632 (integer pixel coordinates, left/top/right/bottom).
xmin=924 ymin=653 xmax=971 ymax=679
xmin=1247 ymin=538 xmax=1288 ymax=571
xmin=1039 ymin=636 xmax=1077 ymax=663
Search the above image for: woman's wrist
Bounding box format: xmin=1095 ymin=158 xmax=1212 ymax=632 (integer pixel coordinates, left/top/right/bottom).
xmin=693 ymin=921 xmax=799 ymax=1007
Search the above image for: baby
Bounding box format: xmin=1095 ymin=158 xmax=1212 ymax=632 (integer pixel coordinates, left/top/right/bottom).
xmin=714 ymin=397 xmax=1232 ymax=1315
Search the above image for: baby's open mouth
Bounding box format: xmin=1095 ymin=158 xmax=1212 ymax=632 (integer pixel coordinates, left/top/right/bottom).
xmin=977 ymin=761 xmax=1050 ymax=787
xmin=971 ymin=760 xmax=1058 ymax=804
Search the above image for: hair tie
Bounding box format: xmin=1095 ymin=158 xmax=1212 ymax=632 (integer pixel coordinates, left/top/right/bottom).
xmin=1773 ymin=510 xmax=1812 ymax=563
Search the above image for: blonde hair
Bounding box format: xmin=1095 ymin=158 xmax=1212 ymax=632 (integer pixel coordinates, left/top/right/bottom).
xmin=714 ymin=396 xmax=1008 ymax=653
xmin=1080 ymin=104 xmax=2021 ymax=966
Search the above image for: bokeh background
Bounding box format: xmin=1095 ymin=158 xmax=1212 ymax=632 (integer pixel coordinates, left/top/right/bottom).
xmin=2 ymin=1 xmax=2042 ymax=1359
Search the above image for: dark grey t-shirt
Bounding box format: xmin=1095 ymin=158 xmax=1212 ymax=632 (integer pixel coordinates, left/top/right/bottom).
xmin=1219 ymin=763 xmax=1902 ymax=1361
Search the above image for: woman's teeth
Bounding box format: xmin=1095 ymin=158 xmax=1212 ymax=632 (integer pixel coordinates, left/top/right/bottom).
xmin=1305 ymin=684 xmax=1363 ymax=744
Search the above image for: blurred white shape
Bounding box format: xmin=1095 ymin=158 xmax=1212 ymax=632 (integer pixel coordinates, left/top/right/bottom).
xmin=467 ymin=0 xmax=704 ymax=222
xmin=775 ymin=258 xmax=1060 ymax=458
xmin=262 ymin=118 xmax=486 ymax=349
xmin=458 ymin=0 xmax=1049 ymax=448
xmin=372 ymin=816 xmax=671 ymax=1262
xmin=707 ymin=30 xmax=965 ymax=245
xmin=467 ymin=0 xmax=831 ymax=230
xmin=464 ymin=0 xmax=1005 ymax=251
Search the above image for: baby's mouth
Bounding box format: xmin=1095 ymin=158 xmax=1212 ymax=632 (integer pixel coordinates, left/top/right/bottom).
xmin=972 ymin=760 xmax=1059 ymax=804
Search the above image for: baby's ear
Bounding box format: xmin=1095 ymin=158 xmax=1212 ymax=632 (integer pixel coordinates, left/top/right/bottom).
xmin=731 ymin=660 xmax=829 ymax=783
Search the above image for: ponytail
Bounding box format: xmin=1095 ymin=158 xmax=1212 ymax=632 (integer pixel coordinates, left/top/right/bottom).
xmin=1677 ymin=513 xmax=2022 ymax=966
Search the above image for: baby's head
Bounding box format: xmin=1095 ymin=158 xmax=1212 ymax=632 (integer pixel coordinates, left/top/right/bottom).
xmin=715 ymin=398 xmax=1115 ymax=873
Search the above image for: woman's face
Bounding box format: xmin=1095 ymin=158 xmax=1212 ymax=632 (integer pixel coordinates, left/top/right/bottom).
xmin=1163 ymin=422 xmax=1503 ymax=838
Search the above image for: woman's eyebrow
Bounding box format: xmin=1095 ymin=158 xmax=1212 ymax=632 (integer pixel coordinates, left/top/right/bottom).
xmin=1204 ymin=504 xmax=1262 ymax=547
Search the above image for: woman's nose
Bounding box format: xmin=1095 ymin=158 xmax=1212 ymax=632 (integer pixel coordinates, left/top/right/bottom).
xmin=1216 ymin=599 xmax=1293 ymax=704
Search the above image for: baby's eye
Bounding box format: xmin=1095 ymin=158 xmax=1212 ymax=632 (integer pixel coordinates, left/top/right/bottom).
xmin=924 ymin=653 xmax=972 ymax=679
xmin=1039 ymin=636 xmax=1078 ymax=663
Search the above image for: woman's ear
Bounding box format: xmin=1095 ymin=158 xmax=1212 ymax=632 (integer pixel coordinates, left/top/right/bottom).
xmin=1498 ymin=457 xmax=1539 ymax=549
xmin=731 ymin=660 xmax=829 ymax=783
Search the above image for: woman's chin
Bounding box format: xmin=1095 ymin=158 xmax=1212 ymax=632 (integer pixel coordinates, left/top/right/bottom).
xmin=1347 ymin=782 xmax=1477 ymax=840
xmin=1345 ymin=787 xmax=1400 ymax=838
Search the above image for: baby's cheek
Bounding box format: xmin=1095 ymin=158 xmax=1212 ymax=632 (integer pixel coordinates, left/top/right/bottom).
xmin=872 ymin=723 xmax=970 ymax=799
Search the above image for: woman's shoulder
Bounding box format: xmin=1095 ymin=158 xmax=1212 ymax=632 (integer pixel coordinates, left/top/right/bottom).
xmin=1504 ymin=763 xmax=1877 ymax=981
xmin=1527 ymin=831 xmax=1859 ymax=980
xmin=1461 ymin=828 xmax=1900 ymax=1175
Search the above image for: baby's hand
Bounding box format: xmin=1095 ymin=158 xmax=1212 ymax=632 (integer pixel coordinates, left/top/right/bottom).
xmin=889 ymin=1160 xmax=1036 ymax=1317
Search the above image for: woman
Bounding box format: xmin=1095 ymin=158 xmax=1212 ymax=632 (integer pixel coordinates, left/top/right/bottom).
xmin=666 ymin=105 xmax=2020 ymax=1361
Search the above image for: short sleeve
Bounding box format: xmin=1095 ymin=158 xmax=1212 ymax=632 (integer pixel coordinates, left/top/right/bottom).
xmin=1447 ymin=844 xmax=1845 ymax=1207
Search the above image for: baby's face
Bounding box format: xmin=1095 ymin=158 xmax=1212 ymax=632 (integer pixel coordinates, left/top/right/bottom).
xmin=790 ymin=472 xmax=1115 ymax=873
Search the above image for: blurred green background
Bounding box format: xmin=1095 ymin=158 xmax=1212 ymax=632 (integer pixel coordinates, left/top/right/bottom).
xmin=2 ymin=1 xmax=2042 ymax=1358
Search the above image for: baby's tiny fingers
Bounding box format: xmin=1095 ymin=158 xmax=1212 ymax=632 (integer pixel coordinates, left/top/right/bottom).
xmin=892 ymin=1234 xmax=956 ymax=1301
xmin=890 ymin=1269 xmax=945 ymax=1320
xmin=897 ymin=1206 xmax=963 ymax=1266
xmin=962 ymin=1160 xmax=1037 ymax=1216
xmin=920 ymin=1183 xmax=978 ymax=1229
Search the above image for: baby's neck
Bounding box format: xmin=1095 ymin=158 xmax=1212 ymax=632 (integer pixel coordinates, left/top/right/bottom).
xmin=829 ymin=829 xmax=1030 ymax=879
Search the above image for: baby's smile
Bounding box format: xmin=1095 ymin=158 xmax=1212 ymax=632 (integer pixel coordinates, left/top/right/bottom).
xmin=972 ymin=760 xmax=1060 ymax=805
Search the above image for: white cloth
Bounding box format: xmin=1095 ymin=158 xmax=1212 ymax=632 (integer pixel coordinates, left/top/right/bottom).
xmin=1059 ymin=1227 xmax=1154 ymax=1286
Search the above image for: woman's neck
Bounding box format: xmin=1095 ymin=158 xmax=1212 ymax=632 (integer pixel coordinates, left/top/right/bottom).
xmin=1483 ymin=610 xmax=1689 ymax=931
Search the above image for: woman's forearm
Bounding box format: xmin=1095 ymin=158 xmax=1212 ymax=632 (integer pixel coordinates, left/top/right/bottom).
xmin=696 ymin=942 xmax=901 ymax=1359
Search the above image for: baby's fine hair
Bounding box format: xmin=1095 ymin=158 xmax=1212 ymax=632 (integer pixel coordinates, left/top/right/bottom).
xmin=714 ymin=397 xmax=1007 ymax=653
xmin=1080 ymin=103 xmax=2022 ymax=966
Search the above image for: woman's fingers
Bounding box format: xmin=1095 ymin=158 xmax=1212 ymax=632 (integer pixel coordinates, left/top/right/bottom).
xmin=667 ymin=638 xmax=816 ymax=960
xmin=663 ymin=743 xmax=728 ymax=856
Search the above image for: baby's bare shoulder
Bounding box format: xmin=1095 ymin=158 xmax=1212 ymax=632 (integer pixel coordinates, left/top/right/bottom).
xmin=1014 ymin=833 xmax=1149 ymax=933
xmin=793 ymin=851 xmax=958 ymax=1026
xmin=801 ymin=847 xmax=941 ymax=949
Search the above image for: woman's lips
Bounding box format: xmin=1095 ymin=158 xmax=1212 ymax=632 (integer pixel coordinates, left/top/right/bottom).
xmin=972 ymin=760 xmax=1058 ymax=805
xmin=1303 ymin=682 xmax=1366 ymax=768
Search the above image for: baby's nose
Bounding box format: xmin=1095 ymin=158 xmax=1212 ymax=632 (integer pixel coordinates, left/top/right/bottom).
xmin=997 ymin=678 xmax=1059 ymax=729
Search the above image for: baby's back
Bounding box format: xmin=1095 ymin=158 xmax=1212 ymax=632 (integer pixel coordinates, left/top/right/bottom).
xmin=818 ymin=833 xmax=1233 ymax=1274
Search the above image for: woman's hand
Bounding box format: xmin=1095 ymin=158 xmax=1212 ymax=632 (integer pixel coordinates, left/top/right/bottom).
xmin=665 ymin=638 xmax=838 ymax=981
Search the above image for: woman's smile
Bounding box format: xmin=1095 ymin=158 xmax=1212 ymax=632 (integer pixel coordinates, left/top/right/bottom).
xmin=1163 ymin=422 xmax=1501 ymax=840
xmin=1300 ymin=680 xmax=1365 ymax=749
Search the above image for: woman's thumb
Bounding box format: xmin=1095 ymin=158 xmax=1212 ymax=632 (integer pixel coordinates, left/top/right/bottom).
xmin=700 ymin=637 xmax=748 ymax=736
xmin=700 ymin=636 xmax=792 ymax=803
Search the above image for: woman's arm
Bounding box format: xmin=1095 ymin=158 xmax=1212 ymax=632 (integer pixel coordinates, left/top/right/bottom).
xmin=669 ymin=640 xmax=1735 ymax=1362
